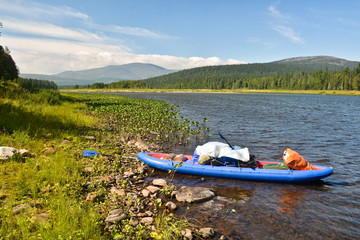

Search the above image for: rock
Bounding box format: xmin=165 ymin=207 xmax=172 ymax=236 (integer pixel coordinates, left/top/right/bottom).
xmin=152 ymin=179 xmax=167 ymax=187
xmin=165 ymin=201 xmax=177 ymax=211
xmin=31 ymin=212 xmax=50 ymax=224
xmin=85 ymin=192 xmax=98 ymax=203
xmin=110 ymin=187 xmax=126 ymax=196
xmin=134 ymin=139 xmax=151 ymax=151
xmin=198 ymin=196 xmax=234 ymax=213
xmin=103 ymin=175 xmax=114 ymax=184
xmin=175 ymin=186 xmax=215 ymax=203
xmin=84 ymin=136 xmax=96 ymax=141
xmin=130 ymin=217 xmax=139 ymax=226
xmin=145 ymin=210 xmax=153 ymax=217
xmin=199 ymin=228 xmax=215 ymax=238
xmin=84 ymin=166 xmax=93 ymax=173
xmin=19 ymin=149 xmax=31 ymax=157
xmin=141 ymin=189 xmax=150 ymax=197
xmin=60 ymin=140 xmax=71 ymax=145
xmin=140 ymin=217 xmax=154 ymax=226
xmin=182 ymin=228 xmax=193 ymax=240
xmin=123 ymin=171 xmax=135 ymax=178
xmin=44 ymin=148 xmax=56 ymax=155
xmin=105 ymin=208 xmax=127 ymax=224
xmin=12 ymin=203 xmax=31 ymax=214
xmin=137 ymin=166 xmax=147 ymax=174
xmin=120 ymin=134 xmax=130 ymax=143
xmin=219 ymin=235 xmax=228 ymax=240
xmin=0 ymin=147 xmax=18 ymax=160
xmin=146 ymin=185 xmax=160 ymax=194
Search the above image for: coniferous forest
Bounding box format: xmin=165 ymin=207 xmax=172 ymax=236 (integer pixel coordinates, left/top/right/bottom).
xmin=144 ymin=63 xmax=360 ymax=90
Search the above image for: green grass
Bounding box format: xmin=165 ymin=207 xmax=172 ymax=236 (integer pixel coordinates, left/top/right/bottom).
xmin=63 ymin=88 xmax=360 ymax=96
xmin=1 ymin=88 xmax=197 ymax=239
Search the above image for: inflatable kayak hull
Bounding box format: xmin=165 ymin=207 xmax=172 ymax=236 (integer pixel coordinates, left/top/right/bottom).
xmin=137 ymin=152 xmax=333 ymax=183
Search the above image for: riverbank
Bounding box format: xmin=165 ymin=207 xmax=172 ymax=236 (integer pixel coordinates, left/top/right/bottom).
xmin=0 ymin=89 xmax=217 ymax=239
xmin=62 ymin=88 xmax=360 ymax=96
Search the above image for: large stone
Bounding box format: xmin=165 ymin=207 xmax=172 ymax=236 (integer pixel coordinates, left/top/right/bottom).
xmin=0 ymin=147 xmax=18 ymax=160
xmin=146 ymin=185 xmax=160 ymax=194
xmin=110 ymin=187 xmax=126 ymax=196
xmin=175 ymin=186 xmax=215 ymax=203
xmin=152 ymin=178 xmax=167 ymax=187
xmin=105 ymin=209 xmax=127 ymax=224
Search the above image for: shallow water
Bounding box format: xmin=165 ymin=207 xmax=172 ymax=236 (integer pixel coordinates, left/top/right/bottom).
xmin=108 ymin=92 xmax=360 ymax=239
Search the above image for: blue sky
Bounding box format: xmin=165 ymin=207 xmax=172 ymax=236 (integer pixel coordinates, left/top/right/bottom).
xmin=0 ymin=0 xmax=359 ymax=74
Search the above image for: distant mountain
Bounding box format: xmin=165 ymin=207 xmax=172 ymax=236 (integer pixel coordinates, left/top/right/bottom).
xmin=20 ymin=63 xmax=176 ymax=86
xmin=145 ymin=56 xmax=359 ymax=89
xmin=273 ymin=56 xmax=359 ymax=70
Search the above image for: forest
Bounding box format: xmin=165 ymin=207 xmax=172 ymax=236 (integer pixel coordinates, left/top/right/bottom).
xmin=145 ymin=64 xmax=360 ymax=90
xmin=86 ymin=64 xmax=360 ymax=91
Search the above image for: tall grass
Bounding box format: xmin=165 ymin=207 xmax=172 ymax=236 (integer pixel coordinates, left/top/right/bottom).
xmin=0 ymin=91 xmax=106 ymax=239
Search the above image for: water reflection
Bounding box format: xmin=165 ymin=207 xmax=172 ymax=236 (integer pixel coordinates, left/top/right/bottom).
xmin=277 ymin=188 xmax=304 ymax=214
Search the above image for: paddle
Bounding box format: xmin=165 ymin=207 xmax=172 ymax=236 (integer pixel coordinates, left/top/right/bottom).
xmin=218 ymin=130 xmax=233 ymax=149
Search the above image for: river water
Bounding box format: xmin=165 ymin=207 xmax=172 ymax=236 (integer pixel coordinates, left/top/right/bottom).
xmin=107 ymin=92 xmax=360 ymax=239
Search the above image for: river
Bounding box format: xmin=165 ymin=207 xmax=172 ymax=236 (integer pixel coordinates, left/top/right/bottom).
xmin=105 ymin=92 xmax=360 ymax=239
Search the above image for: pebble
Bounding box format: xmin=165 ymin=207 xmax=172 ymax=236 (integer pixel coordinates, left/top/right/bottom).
xmin=165 ymin=201 xmax=177 ymax=210
xmin=182 ymin=228 xmax=193 ymax=240
xmin=141 ymin=189 xmax=151 ymax=197
xmin=85 ymin=192 xmax=98 ymax=203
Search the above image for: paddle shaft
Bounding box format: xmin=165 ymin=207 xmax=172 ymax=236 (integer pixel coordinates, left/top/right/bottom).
xmin=218 ymin=131 xmax=233 ymax=148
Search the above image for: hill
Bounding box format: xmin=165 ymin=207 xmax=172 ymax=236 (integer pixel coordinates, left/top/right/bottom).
xmin=20 ymin=63 xmax=175 ymax=86
xmin=144 ymin=56 xmax=359 ymax=89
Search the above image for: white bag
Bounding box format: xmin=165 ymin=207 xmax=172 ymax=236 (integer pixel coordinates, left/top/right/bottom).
xmin=195 ymin=142 xmax=250 ymax=162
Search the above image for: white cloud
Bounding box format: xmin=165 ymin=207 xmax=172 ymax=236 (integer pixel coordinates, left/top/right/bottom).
xmin=3 ymin=35 xmax=245 ymax=74
xmin=110 ymin=25 xmax=173 ymax=39
xmin=268 ymin=5 xmax=289 ymax=19
xmin=0 ymin=0 xmax=245 ymax=74
xmin=0 ymin=0 xmax=89 ymax=22
xmin=3 ymin=18 xmax=101 ymax=42
xmin=273 ymin=25 xmax=305 ymax=44
xmin=268 ymin=3 xmax=304 ymax=44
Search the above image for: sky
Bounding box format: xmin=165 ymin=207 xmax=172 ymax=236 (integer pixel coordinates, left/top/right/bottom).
xmin=0 ymin=0 xmax=359 ymax=74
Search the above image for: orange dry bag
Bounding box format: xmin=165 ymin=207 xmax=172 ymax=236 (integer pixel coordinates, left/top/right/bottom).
xmin=282 ymin=148 xmax=315 ymax=170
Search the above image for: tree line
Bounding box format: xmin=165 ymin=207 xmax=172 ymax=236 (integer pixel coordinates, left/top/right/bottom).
xmin=71 ymin=80 xmax=151 ymax=89
xmin=145 ymin=64 xmax=360 ymax=90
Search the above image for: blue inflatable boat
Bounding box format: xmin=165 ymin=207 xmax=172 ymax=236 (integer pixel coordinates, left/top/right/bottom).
xmin=137 ymin=152 xmax=333 ymax=183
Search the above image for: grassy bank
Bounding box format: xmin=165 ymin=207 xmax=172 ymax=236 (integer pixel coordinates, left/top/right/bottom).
xmin=62 ymin=88 xmax=360 ymax=96
xmin=0 ymin=86 xmax=202 ymax=239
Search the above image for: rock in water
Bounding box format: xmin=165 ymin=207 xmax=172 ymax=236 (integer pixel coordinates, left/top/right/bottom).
xmin=175 ymin=186 xmax=215 ymax=203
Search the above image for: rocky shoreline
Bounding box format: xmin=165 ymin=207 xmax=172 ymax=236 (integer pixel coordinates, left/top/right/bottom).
xmin=81 ymin=138 xmax=229 ymax=239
